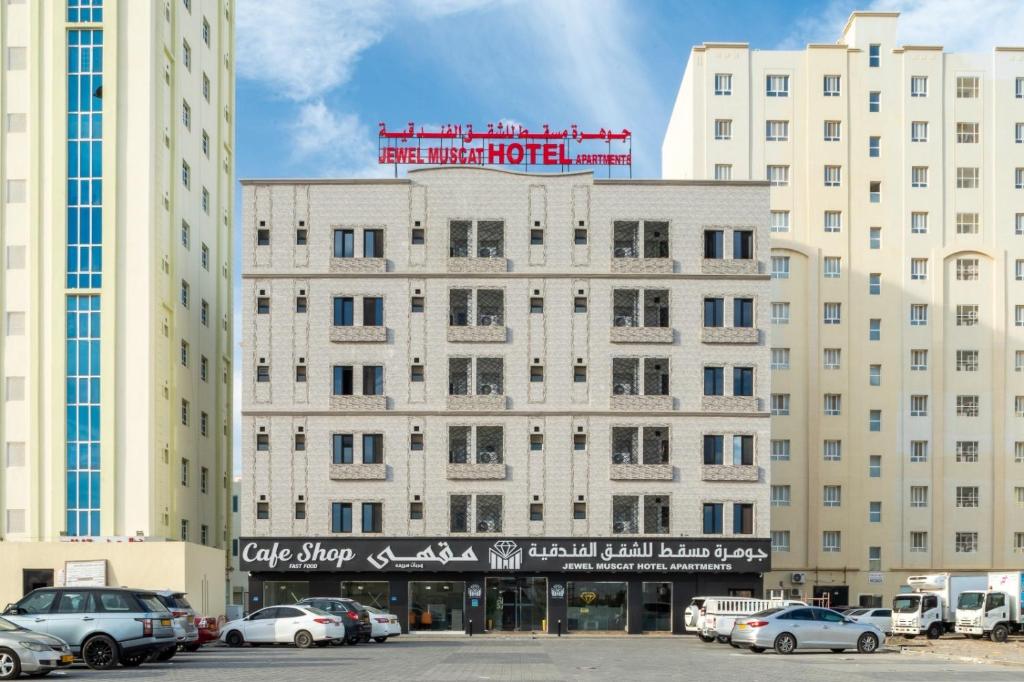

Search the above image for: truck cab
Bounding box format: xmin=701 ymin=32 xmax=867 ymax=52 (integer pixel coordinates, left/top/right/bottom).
xmin=955 ymin=591 xmax=1011 ymax=640
xmin=891 ymin=593 xmax=943 ymax=638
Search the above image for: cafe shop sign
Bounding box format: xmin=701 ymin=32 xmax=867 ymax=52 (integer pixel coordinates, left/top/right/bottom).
xmin=240 ymin=537 xmax=770 ymax=574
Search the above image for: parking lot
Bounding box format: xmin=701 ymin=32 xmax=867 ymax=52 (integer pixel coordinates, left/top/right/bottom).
xmin=38 ymin=636 xmax=1023 ymax=682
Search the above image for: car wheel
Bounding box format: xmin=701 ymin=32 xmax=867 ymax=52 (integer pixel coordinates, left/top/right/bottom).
xmin=374 ymin=637 xmax=387 ymax=644
xmin=120 ymin=653 xmax=147 ymax=667
xmin=990 ymin=624 xmax=1009 ymax=643
xmin=926 ymin=623 xmax=943 ymax=640
xmin=749 ymin=646 xmax=765 ymax=654
xmin=857 ymin=633 xmax=879 ymax=654
xmin=156 ymin=647 xmax=176 ymax=661
xmin=716 ymin=635 xmax=730 ymax=644
xmin=903 ymin=634 xmax=916 ymax=639
xmin=698 ymin=633 xmax=715 ymax=643
xmin=82 ymin=635 xmax=119 ymax=671
xmin=0 ymin=648 xmax=22 ymax=681
xmin=184 ymin=643 xmax=202 ymax=652
xmin=225 ymin=630 xmax=245 ymax=648
xmin=346 ymin=636 xmax=359 ymax=646
xmin=294 ymin=630 xmax=314 ymax=649
xmin=774 ymin=632 xmax=797 ymax=655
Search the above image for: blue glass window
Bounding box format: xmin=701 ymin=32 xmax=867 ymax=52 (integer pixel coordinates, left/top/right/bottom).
xmin=331 ymin=503 xmax=352 ymax=533
xmin=68 ymin=0 xmax=103 ymax=23
xmin=333 ymin=297 xmax=354 ymax=326
xmin=67 ymin=28 xmax=103 ymax=289
xmin=703 ymin=367 xmax=724 ymax=396
xmin=333 ymin=230 xmax=354 ymax=258
xmin=733 ymin=367 xmax=754 ymax=396
xmin=333 ymin=366 xmax=353 ymax=396
xmin=332 ymin=434 xmax=353 ymax=464
xmin=703 ymin=503 xmax=723 ymax=534
xmin=65 ymin=295 xmax=101 ymax=536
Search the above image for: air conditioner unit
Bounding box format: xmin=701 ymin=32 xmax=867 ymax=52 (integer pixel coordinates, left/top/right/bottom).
xmin=613 ymin=383 xmax=632 ymax=395
xmin=477 ymin=520 xmax=496 ymax=532
xmin=791 ymin=571 xmax=807 ymax=585
xmin=479 ymin=383 xmax=500 ymax=396
xmin=478 ymin=246 xmax=497 ymax=257
xmin=612 ymin=452 xmax=631 ymax=464
xmin=789 ymin=588 xmax=802 ymax=598
xmin=478 ymin=449 xmax=496 ymax=464
xmin=613 ymin=315 xmax=634 ymax=327
xmin=479 ymin=314 xmax=497 ymax=326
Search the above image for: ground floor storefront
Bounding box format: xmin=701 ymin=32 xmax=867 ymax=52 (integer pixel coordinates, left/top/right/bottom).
xmin=241 ymin=536 xmax=770 ymax=635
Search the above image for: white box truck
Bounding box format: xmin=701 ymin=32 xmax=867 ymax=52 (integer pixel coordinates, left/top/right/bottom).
xmin=954 ymin=572 xmax=1024 ymax=642
xmin=891 ymin=574 xmax=987 ymax=638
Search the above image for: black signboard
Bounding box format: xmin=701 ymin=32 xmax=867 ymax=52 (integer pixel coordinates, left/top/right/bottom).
xmin=239 ymin=537 xmax=770 ymax=574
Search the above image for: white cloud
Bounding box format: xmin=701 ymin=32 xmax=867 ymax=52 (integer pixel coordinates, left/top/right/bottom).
xmin=290 ymin=100 xmax=389 ymax=178
xmin=779 ymin=0 xmax=1024 ymax=50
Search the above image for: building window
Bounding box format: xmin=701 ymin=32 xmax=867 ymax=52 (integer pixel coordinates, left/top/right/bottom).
xmin=824 ymin=211 xmax=842 ymax=233
xmin=956 ymin=441 xmax=979 ymax=463
xmin=771 ymin=302 xmax=789 ymax=325
xmin=910 ymin=304 xmax=928 ymax=326
xmin=823 ymin=256 xmax=841 ymax=278
xmin=180 ymin=519 xmax=189 ymax=541
xmin=362 ymin=502 xmax=383 ymax=533
xmin=769 ymin=210 xmax=789 ymax=232
xmin=869 ymin=455 xmax=881 ymax=478
xmin=1016 ymin=123 xmax=1024 ymax=144
xmin=910 ymin=212 xmax=928 ymax=234
xmin=331 ymin=502 xmax=352 ymax=533
xmin=910 ymin=531 xmax=928 ymax=552
xmin=732 ymin=503 xmax=753 ymax=535
xmin=1018 ymin=77 xmax=1024 ymax=98
xmin=200 ymin=355 xmax=208 ymax=382
xmin=911 ymin=349 xmax=928 ymax=370
xmin=1017 ymin=168 xmax=1024 ymax=190
xmin=910 ymin=258 xmax=928 ymax=280
xmin=910 ymin=75 xmax=927 ymax=97
xmin=823 ymin=120 xmax=841 ymax=141
xmin=766 ymin=165 xmax=789 ymax=186
xmin=868 ymin=273 xmax=881 ymax=295
xmin=200 ymin=467 xmax=208 ymax=494
xmin=956 ymin=122 xmax=980 ymax=144
xmin=182 ymin=99 xmax=191 ymax=130
xmin=869 ymin=91 xmax=880 ymax=112
xmin=869 ymin=364 xmax=881 ymax=386
xmin=199 ymin=412 xmax=208 ymax=437
xmin=956 ymin=395 xmax=979 ymax=417
xmin=868 ymin=43 xmax=880 ymax=67
xmin=714 ymin=73 xmax=732 ymax=95
xmin=869 ymin=181 xmax=881 ymax=203
xmin=869 ymin=318 xmax=881 ymax=340
xmin=910 ymin=486 xmax=928 ymax=508
xmin=956 ymin=350 xmax=979 ymax=372
xmin=823 ymin=74 xmax=840 ymax=96
xmin=910 ymin=395 xmax=928 ymax=417
xmin=822 ymin=531 xmax=841 ymax=552
xmin=702 ymin=503 xmax=723 ymax=534
xmin=868 ymin=136 xmax=880 ymax=157
xmin=869 ymin=503 xmax=882 ymax=523
xmin=256 ymin=502 xmax=269 ymax=520
xmin=182 ymin=160 xmax=191 ymax=189
xmin=770 ymin=256 xmax=790 ymax=279
xmin=956 ymin=76 xmax=979 ymax=98
xmin=201 ymin=187 xmax=210 ymax=213
xmin=295 ymin=502 xmax=306 ymax=520
xmin=766 ymin=74 xmax=789 ymax=97
xmin=771 ymin=531 xmax=790 ymax=553
xmin=713 ymin=164 xmax=732 ymax=181
xmin=911 ymin=121 xmax=928 ymax=142
xmin=956 ymin=304 xmax=979 ymax=326
xmin=823 ymin=440 xmax=841 ymax=462
xmin=869 ymin=410 xmax=882 ymax=432
xmin=766 ymin=120 xmax=789 ymax=141
xmin=713 ymin=119 xmax=731 ymax=140
xmin=770 ymin=393 xmax=790 ymax=416
xmin=823 ymin=393 xmax=841 ymax=416
xmin=202 ymin=73 xmax=210 ymax=102
xmin=823 ymin=348 xmax=841 ymax=369
xmin=910 ymin=440 xmax=928 ymax=463
xmin=770 ymin=440 xmax=790 ymax=461
xmin=823 ymin=302 xmax=841 ymax=325
xmin=770 ymin=348 xmax=790 ymax=370
xmin=955 ymin=530 xmax=978 ymax=554
xmin=180 ymin=458 xmax=189 ymax=486
xmin=181 ymin=399 xmax=189 ymax=426
xmin=911 ymin=166 xmax=928 ymax=188
xmin=824 ymin=165 xmax=841 ymax=187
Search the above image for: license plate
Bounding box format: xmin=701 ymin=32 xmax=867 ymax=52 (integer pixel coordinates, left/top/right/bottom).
xmin=737 ymin=624 xmax=747 ymax=630
xmin=61 ymin=654 xmax=74 ymax=664
xmin=161 ymin=619 xmax=172 ymax=626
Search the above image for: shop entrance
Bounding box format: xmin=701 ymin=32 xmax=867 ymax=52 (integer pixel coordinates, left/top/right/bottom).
xmin=485 ymin=577 xmax=546 ymax=632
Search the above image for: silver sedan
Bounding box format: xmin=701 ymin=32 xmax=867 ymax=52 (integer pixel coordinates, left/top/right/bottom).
xmin=731 ymin=605 xmax=884 ymax=655
xmin=0 ymin=616 xmax=73 ymax=678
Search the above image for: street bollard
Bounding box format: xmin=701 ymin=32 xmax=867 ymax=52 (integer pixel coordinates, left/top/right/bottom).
xmin=468 ymin=619 xmax=473 ymax=637
xmin=557 ymin=619 xmax=562 ymax=637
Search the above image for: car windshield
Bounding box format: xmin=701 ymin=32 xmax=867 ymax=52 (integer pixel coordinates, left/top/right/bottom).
xmin=305 ymin=607 xmax=332 ymax=617
xmin=0 ymin=618 xmax=25 ymax=632
xmin=958 ymin=593 xmax=985 ymax=610
xmin=750 ymin=608 xmax=783 ymax=618
xmin=172 ymin=595 xmax=192 ymax=609
xmin=893 ymin=596 xmax=919 ymax=613
xmin=136 ymin=594 xmax=169 ymax=613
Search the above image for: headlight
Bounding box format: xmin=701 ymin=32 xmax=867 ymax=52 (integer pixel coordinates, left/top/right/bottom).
xmin=19 ymin=641 xmax=51 ymax=652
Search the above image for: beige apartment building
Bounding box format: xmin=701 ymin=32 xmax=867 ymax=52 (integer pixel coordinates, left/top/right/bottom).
xmin=0 ymin=0 xmax=234 ymax=613
xmin=663 ymin=11 xmax=1024 ymax=605
xmin=239 ymin=168 xmax=772 ymax=634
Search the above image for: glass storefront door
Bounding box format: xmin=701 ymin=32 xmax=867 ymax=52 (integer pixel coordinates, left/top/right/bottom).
xmin=567 ymin=581 xmax=627 ymax=632
xmin=409 ymin=581 xmax=465 ymax=632
xmin=340 ymin=581 xmax=390 ymax=609
xmin=642 ymin=582 xmax=672 ymax=631
xmin=262 ymin=581 xmax=309 ymax=607
xmin=484 ymin=577 xmax=547 ymax=631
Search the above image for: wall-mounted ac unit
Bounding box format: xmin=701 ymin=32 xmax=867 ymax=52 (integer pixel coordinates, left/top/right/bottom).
xmin=477 ymin=520 xmax=496 ymax=532
xmin=791 ymin=571 xmax=807 ymax=585
xmin=613 ymin=315 xmax=634 ymax=327
xmin=479 ymin=314 xmax=498 ymax=326
xmin=612 ymin=452 xmax=631 ymax=464
xmin=613 ymin=383 xmax=632 ymax=395
xmin=478 ymin=247 xmax=497 ymax=257
xmin=478 ymin=383 xmax=500 ymax=396
xmin=478 ymin=449 xmax=496 ymax=464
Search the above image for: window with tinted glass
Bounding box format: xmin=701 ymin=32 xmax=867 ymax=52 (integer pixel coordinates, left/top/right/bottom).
xmin=704 ymin=230 xmax=723 ymax=259
xmin=17 ymin=591 xmax=56 ymax=614
xmin=704 ymin=298 xmax=724 ymax=327
xmin=363 ymin=297 xmax=384 ymax=326
xmin=362 ymin=502 xmax=383 ymax=533
xmin=333 ymin=229 xmax=354 ymax=258
xmin=333 ymin=297 xmax=354 ymax=326
xmin=277 ymin=607 xmax=304 ymax=618
xmin=55 ymin=591 xmax=94 ymax=613
xmin=733 ymin=231 xmax=753 ymax=259
xmin=333 ymin=434 xmax=354 ymax=464
xmin=733 ymin=298 xmax=754 ymax=328
xmin=364 ymin=230 xmax=384 ymax=258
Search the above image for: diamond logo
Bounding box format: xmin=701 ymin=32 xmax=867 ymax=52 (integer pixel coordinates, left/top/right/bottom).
xmin=488 ymin=540 xmax=523 ymax=570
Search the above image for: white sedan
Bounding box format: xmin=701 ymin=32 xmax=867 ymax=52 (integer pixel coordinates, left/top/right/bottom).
xmin=220 ymin=605 xmax=344 ymax=648
xmin=365 ymin=606 xmax=401 ymax=642
xmin=848 ymin=608 xmax=892 ymax=636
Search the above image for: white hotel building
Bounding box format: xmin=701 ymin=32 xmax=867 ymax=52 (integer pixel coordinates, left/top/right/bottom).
xmin=663 ymin=11 xmax=1024 ymax=605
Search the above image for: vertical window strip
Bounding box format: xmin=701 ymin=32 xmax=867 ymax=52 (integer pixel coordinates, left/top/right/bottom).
xmin=66 ymin=295 xmax=102 ymax=536
xmin=67 ymin=28 xmax=104 ymax=289
xmin=67 ymin=0 xmax=103 ymax=23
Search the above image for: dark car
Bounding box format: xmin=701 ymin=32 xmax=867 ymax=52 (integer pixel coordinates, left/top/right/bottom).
xmin=297 ymin=598 xmax=372 ymax=644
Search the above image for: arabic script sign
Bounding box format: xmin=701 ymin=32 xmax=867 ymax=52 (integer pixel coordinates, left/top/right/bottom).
xmin=377 ymin=122 xmax=632 ymax=170
xmin=239 ymin=537 xmax=770 ymax=574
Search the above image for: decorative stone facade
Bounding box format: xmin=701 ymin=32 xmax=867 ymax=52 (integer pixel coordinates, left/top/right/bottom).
xmin=609 ymin=327 xmax=675 ymax=344
xmin=330 ymin=326 xmax=388 ymax=343
xmin=330 ymin=463 xmax=388 ymax=480
xmin=446 ymin=463 xmax=508 ymax=480
xmin=701 ymin=327 xmax=759 ymax=344
xmin=702 ymin=465 xmax=760 ymax=482
xmin=610 ymin=464 xmax=675 ymax=481
xmin=447 ymin=325 xmax=507 ymax=343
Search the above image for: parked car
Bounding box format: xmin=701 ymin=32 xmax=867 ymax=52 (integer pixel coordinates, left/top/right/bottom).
xmin=154 ymin=591 xmax=199 ymax=655
xmin=2 ymin=587 xmax=176 ymax=670
xmin=296 ymin=598 xmax=372 ymax=644
xmin=194 ymin=615 xmax=222 ymax=647
xmin=731 ymin=605 xmax=884 ymax=655
xmin=220 ymin=605 xmax=343 ymax=648
xmin=847 ymin=608 xmax=892 ymax=636
xmin=0 ymin=616 xmax=73 ymax=679
xmin=683 ymin=597 xmax=708 ymax=634
xmin=364 ymin=606 xmax=400 ymax=642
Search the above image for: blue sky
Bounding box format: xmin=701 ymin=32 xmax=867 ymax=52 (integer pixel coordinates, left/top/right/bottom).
xmin=228 ymin=0 xmax=1024 ymax=469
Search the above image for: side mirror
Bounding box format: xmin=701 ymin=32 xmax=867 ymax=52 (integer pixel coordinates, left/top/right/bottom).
xmin=3 ymin=605 xmax=22 ymax=616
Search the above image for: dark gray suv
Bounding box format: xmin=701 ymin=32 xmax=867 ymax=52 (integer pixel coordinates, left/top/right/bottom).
xmin=3 ymin=587 xmax=176 ymax=670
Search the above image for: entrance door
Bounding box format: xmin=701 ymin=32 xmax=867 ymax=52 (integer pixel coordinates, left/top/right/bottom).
xmin=812 ymin=585 xmax=849 ymax=609
xmin=22 ymin=569 xmax=54 ymax=596
xmin=485 ymin=578 xmax=546 ymax=632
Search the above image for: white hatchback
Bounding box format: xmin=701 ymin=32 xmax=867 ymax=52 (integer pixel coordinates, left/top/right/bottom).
xmin=365 ymin=606 xmax=401 ymax=641
xmin=847 ymin=608 xmax=892 ymax=636
xmin=220 ymin=605 xmax=344 ymax=648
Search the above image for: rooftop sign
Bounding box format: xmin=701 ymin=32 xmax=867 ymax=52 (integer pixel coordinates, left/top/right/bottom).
xmin=378 ymin=122 xmax=632 ymax=176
